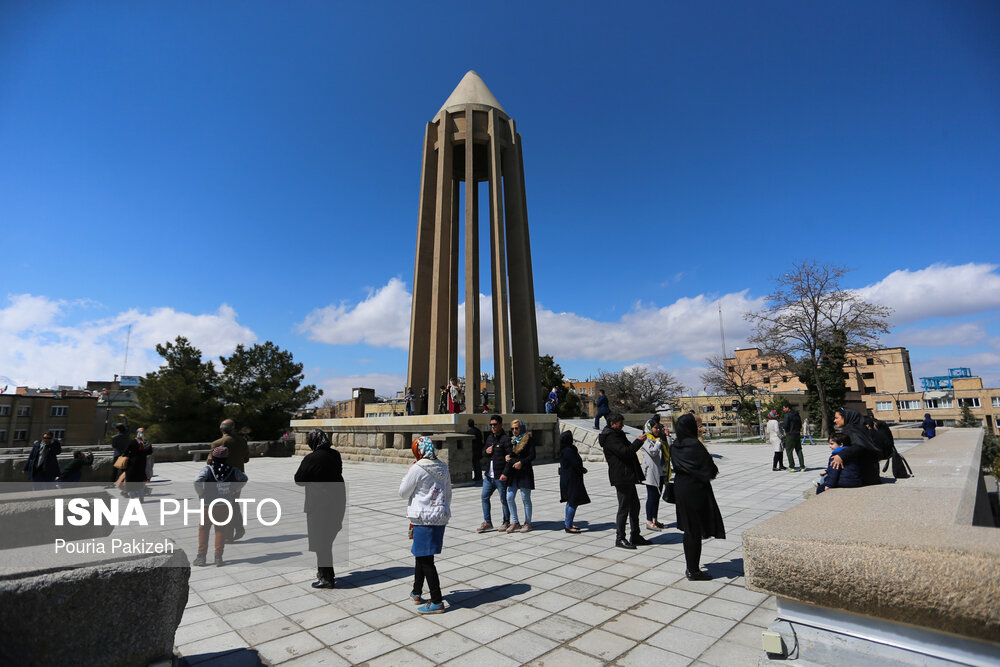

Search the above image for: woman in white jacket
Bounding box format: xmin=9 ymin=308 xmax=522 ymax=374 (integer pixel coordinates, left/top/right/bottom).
xmin=640 ymin=418 xmax=671 ymax=531
xmin=766 ymin=411 xmax=785 ymax=471
xmin=399 ymin=436 xmax=452 ymax=614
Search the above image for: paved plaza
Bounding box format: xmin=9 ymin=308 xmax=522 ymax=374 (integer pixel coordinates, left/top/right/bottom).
xmin=169 ymin=438 xmax=918 ymax=666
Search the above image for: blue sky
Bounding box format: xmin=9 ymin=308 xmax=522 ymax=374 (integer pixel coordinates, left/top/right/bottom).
xmin=2 ymin=1 xmax=999 ymax=399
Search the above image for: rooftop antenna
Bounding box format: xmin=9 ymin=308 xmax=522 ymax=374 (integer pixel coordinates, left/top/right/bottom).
xmin=719 ymin=302 xmax=727 ymax=359
xmin=122 ymin=324 xmax=132 ymax=377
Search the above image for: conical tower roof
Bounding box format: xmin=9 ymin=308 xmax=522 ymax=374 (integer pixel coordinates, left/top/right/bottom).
xmin=437 ymin=70 xmax=506 ymax=115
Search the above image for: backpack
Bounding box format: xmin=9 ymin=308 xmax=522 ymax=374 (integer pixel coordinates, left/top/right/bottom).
xmin=870 ymin=421 xmax=895 ymax=460
xmin=882 ymin=445 xmax=913 ymax=479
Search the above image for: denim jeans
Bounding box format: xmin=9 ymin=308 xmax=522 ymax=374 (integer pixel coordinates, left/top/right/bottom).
xmin=481 ymin=476 xmax=510 ymax=524
xmin=565 ymin=504 xmax=577 ymax=529
xmin=506 ymin=484 xmax=532 ymax=525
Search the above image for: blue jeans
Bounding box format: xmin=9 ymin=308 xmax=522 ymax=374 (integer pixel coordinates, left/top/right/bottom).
xmin=506 ymin=484 xmax=532 ymax=525
xmin=481 ymin=476 xmax=510 ymax=524
xmin=565 ymin=504 xmax=577 ymax=529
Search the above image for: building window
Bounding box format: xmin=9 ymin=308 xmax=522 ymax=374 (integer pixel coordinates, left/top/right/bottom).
xmin=727 ymin=365 xmax=734 ymax=373
xmin=864 ymin=387 xmax=876 ymax=394
xmin=16 ymin=406 xmax=31 ymax=417
xmin=925 ymin=398 xmax=952 ymax=409
xmin=782 ymin=376 xmax=789 ymax=382
xmin=50 ymin=429 xmax=66 ymax=440
xmin=751 ymin=364 xmax=758 ymax=371
xmin=761 ymin=363 xmax=769 ymax=370
xmin=897 ymin=400 xmax=921 ymax=410
xmin=957 ymin=397 xmax=981 ymax=408
xmin=14 ymin=429 xmax=28 ymax=442
xmin=992 ymin=397 xmax=1000 ymax=408
xmin=843 ymin=372 xmax=850 ymax=379
xmin=0 ymin=405 xmax=9 ymax=416
xmin=875 ymin=401 xmax=892 ymax=411
xmin=866 ymin=358 xmax=874 ymax=365
xmin=861 ymin=372 xmax=875 ymax=380
xmin=0 ymin=430 xmax=6 ymax=442
xmin=51 ymin=405 xmax=68 ymax=417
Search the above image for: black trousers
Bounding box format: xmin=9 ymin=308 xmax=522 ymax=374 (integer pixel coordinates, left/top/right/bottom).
xmin=683 ymin=532 xmax=703 ymax=572
xmin=772 ymin=451 xmax=785 ymax=469
xmin=413 ymin=555 xmax=442 ymax=604
xmin=614 ymin=484 xmax=640 ymax=541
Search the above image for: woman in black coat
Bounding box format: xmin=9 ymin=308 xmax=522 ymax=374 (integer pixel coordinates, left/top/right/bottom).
xmin=294 ymin=429 xmax=346 ymax=589
xmin=122 ymin=432 xmax=152 ymax=500
xmin=558 ymin=431 xmax=590 ymax=533
xmin=670 ymin=413 xmax=725 ymax=580
xmin=830 ymin=407 xmax=881 ymax=486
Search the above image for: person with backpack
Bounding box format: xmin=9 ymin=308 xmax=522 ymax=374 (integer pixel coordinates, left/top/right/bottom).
xmin=192 ymin=446 xmax=248 ymax=567
xmin=828 ymin=407 xmax=881 ymax=486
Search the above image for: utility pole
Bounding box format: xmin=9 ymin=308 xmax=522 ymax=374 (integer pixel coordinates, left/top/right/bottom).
xmin=719 ymin=303 xmax=726 ymax=360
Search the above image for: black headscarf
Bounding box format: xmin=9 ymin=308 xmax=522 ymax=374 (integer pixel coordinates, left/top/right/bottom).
xmin=837 ymin=407 xmax=879 ymax=453
xmin=306 ymin=429 xmax=331 ymax=451
xmin=670 ymin=413 xmax=718 ymax=483
xmin=558 ymin=430 xmax=575 ymax=453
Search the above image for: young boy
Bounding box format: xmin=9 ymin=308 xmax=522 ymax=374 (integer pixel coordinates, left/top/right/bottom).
xmin=817 ymin=434 xmax=862 ymax=494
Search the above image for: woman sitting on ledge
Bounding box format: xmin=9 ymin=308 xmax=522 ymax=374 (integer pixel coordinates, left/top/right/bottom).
xmin=828 ymin=407 xmax=881 ymax=486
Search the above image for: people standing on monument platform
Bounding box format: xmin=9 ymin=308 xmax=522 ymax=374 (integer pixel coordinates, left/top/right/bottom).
xmin=208 ymin=419 xmax=250 ymax=540
xmin=671 ymin=413 xmax=726 ymax=580
xmin=641 ymin=417 xmax=670 ymax=531
xmin=193 ymin=446 xmax=248 ymax=567
xmin=399 ymin=436 xmax=451 ymax=614
xmin=467 ymin=418 xmax=483 ymax=483
xmin=558 ymin=430 xmax=590 ymax=533
xmin=448 ymin=378 xmax=464 ymax=413
xmin=438 ymin=385 xmax=448 ymax=414
xmin=766 ymin=411 xmax=785 ymax=471
xmin=24 ymin=431 xmax=61 ymax=489
xmin=110 ymin=418 xmax=130 ymax=482
xmin=829 ymin=407 xmax=882 ymax=486
xmin=294 ymin=429 xmax=346 ymax=588
xmin=477 ymin=415 xmax=512 ymax=533
xmin=501 ymin=419 xmax=535 ymax=533
xmin=122 ymin=428 xmax=152 ymax=500
xmin=782 ymin=404 xmax=804 ymax=471
xmin=418 ymin=387 xmax=428 ymax=415
xmin=594 ymin=389 xmax=610 ymax=429
xmin=600 ymin=413 xmax=650 ymax=549
xmin=404 ymin=387 xmax=415 ymax=416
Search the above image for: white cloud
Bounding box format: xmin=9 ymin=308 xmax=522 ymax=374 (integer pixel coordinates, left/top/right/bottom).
xmin=888 ymin=322 xmax=988 ymax=348
xmin=0 ymin=295 xmax=256 ymax=388
xmin=857 ymin=263 xmax=1000 ymax=324
xmin=297 ymin=278 xmax=411 ymax=349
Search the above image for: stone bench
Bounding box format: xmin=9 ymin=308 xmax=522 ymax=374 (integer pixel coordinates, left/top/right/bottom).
xmin=743 ymin=428 xmax=1000 ymax=664
xmin=0 ymin=535 xmax=189 ymax=667
xmin=0 ymin=486 xmax=116 ymax=549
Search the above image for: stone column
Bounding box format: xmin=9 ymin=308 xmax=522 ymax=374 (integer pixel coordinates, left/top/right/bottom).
xmin=488 ymin=108 xmax=513 ymax=413
xmin=406 ymin=122 xmax=439 ymax=398
xmin=464 ymin=106 xmax=481 ymax=413
xmin=427 ymin=111 xmax=454 ymax=407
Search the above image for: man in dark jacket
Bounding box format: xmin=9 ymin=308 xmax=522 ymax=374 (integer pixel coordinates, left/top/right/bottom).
xmin=594 ymin=390 xmax=610 ymax=430
xmin=24 ymin=431 xmax=61 ymax=489
xmin=782 ymin=405 xmax=804 ymax=471
xmin=599 ymin=413 xmax=649 ymax=549
xmin=467 ymin=418 xmax=484 ymax=483
xmin=208 ymin=419 xmax=250 ymax=540
xmin=111 ymin=421 xmax=129 ymax=482
xmin=478 ymin=415 xmax=511 ymax=533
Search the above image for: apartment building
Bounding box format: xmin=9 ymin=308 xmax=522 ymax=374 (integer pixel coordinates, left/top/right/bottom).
xmin=864 ymin=368 xmax=1000 ymax=433
xmin=0 ymin=387 xmax=100 ymax=447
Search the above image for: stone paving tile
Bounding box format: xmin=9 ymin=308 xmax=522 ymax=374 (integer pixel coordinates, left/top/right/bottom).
xmin=490 ymin=629 xmax=560 ymax=664
xmin=616 ymin=642 xmax=694 ymax=667
xmin=175 ymin=631 xmax=249 ymax=658
xmin=631 ymin=599 xmax=687 ymax=625
xmin=330 ymin=629 xmax=401 ymax=664
xmin=526 ymin=646 xmax=606 ymax=667
xmin=209 ymin=593 xmax=266 ymax=616
xmin=408 ymin=629 xmax=479 ymax=663
xmin=254 ymin=631 xmax=324 ymax=665
xmin=452 ymin=615 xmax=519 ymax=643
xmin=363 ymin=646 xmax=436 ymax=667
xmin=672 ymin=609 xmax=740 ymax=638
xmin=380 ymin=616 xmax=445 ymax=645
xmin=236 ymin=617 xmax=303 ymax=646
xmin=528 ymin=613 xmax=593 ymax=643
xmin=287 ymin=603 xmax=351 ymax=629
xmin=278 ymin=648 xmax=351 ymax=666
xmin=179 ymin=603 xmax=220 ymax=627
xmin=270 ymin=593 xmax=326 ymax=616
xmin=694 ymin=595 xmax=756 ymax=621
xmin=559 ymin=600 xmax=619 ymax=625
xmin=601 ymin=612 xmax=664 ymax=641
xmin=175 ymin=616 xmax=233 ymax=646
xmin=569 ymin=627 xmax=637 ymax=661
xmin=646 ymin=624 xmax=718 ymax=658
xmin=221 ymin=604 xmax=283 ymax=629
xmin=308 ymin=616 xmax=373 ymax=646
xmin=440 ymin=645 xmax=520 ymax=667
xmin=524 ymin=590 xmax=579 ymax=613
xmin=354 ymin=603 xmax=415 ymax=629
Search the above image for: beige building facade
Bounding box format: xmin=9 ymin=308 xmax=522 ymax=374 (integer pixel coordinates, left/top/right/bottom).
xmin=726 ymin=347 xmax=914 ymax=395
xmin=0 ymin=388 xmax=100 ymax=446
xmin=864 ymin=373 xmax=1000 ymax=434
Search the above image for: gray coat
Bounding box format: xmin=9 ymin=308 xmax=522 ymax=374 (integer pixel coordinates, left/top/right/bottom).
xmin=640 ymin=438 xmax=665 ymax=487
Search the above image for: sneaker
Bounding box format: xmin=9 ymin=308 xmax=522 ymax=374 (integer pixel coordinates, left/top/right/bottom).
xmin=519 ymin=523 xmax=532 ymax=533
xmin=192 ymin=555 xmax=207 ymax=567
xmin=647 ymin=521 xmax=661 ymax=532
xmin=411 ymin=594 xmax=425 ymax=604
xmin=417 ymin=601 xmax=445 ymax=614
xmin=796 ymin=467 xmax=805 ymax=472
xmin=787 ymin=467 xmax=797 ymax=472
xmin=477 ymin=521 xmax=494 ymax=533
xmin=507 ymin=523 xmax=522 ymax=533
xmin=214 ymin=556 xmax=225 ymax=567
xmin=654 ymin=520 xmax=666 ymax=529
xmin=498 ymin=523 xmax=510 ymax=533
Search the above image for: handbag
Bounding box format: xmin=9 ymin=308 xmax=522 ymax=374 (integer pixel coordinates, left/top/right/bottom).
xmin=662 ymin=481 xmax=676 ymax=504
xmin=882 ymin=446 xmax=913 ymax=479
xmin=113 ymin=455 xmax=129 ymax=470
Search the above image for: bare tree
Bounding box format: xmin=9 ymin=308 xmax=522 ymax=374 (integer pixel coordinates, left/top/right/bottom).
xmin=745 ymin=261 xmax=891 ymax=438
xmin=701 ymin=354 xmax=762 ymax=401
xmin=597 ymin=367 xmax=685 ymax=414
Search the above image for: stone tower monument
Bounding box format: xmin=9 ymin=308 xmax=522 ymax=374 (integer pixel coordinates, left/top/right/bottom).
xmin=406 ymin=71 xmax=539 ymax=414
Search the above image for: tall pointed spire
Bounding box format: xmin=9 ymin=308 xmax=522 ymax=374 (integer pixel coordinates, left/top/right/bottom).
xmin=437 ymin=70 xmax=506 ymax=114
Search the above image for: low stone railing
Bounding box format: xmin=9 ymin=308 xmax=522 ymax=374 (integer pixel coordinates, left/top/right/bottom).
xmin=743 ymin=427 xmax=1000 ymax=663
